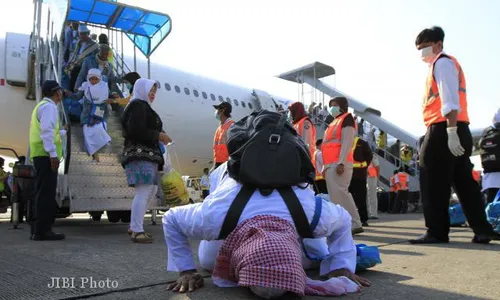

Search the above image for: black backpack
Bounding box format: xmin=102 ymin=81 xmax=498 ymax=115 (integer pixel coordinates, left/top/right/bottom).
xmin=217 ymin=110 xmax=317 ymax=240
xmin=479 ymin=125 xmax=500 ymax=173
xmin=226 ymin=110 xmax=315 ymax=188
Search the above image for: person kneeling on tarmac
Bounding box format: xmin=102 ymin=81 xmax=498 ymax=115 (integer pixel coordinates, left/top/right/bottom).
xmin=162 ymin=110 xmax=370 ymax=298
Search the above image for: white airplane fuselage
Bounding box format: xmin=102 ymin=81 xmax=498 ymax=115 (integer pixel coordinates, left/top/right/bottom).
xmin=0 ymin=33 xmax=293 ymax=176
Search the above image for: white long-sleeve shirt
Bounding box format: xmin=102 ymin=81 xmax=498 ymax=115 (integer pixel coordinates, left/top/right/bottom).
xmin=37 ymin=98 xmax=66 ymax=158
xmin=163 ymin=175 xmax=357 ymax=277
xmin=432 ymin=51 xmax=461 ymax=118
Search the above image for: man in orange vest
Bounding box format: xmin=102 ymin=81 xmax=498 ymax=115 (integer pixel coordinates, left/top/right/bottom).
xmin=410 ymin=26 xmax=499 ymax=244
xmin=348 ymin=136 xmax=373 ymax=227
xmin=391 ymin=167 xmax=410 ymax=214
xmin=288 ymin=101 xmax=316 ymax=160
xmin=213 ymin=102 xmax=235 ymax=170
xmin=366 ymin=156 xmax=380 ymax=219
xmin=321 ymin=96 xmax=363 ymax=234
xmin=312 ymin=139 xmax=327 ymax=194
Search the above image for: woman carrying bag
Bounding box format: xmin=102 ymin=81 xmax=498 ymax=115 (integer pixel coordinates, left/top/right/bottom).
xmin=121 ymin=78 xmax=172 ymax=243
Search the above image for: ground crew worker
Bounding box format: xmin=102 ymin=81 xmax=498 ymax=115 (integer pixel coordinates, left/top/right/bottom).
xmin=200 ymin=168 xmax=210 ymax=199
xmin=213 ymin=102 xmax=234 ymax=170
xmin=289 ymin=101 xmax=316 ymax=160
xmin=410 ymin=26 xmax=499 ymax=244
xmin=479 ymin=109 xmax=500 ymax=204
xmin=388 ymin=170 xmax=398 ymax=213
xmin=367 ymin=156 xmax=380 ymax=219
xmin=400 ymin=145 xmax=412 ymax=166
xmin=322 ymin=96 xmax=363 ymax=234
xmin=312 ymin=139 xmax=327 ymax=194
xmin=391 ymin=167 xmax=409 ymax=214
xmin=376 ymin=130 xmax=387 ymax=157
xmin=29 ymin=80 xmax=67 ymax=241
xmin=348 ymin=136 xmax=373 ymax=227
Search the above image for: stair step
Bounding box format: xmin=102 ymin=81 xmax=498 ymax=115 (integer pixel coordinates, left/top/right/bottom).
xmin=70 ymin=152 xmax=121 ymax=164
xmin=68 ymin=161 xmax=124 ymax=175
xmin=70 ymin=187 xmax=136 ymax=200
xmin=68 ymin=173 xmax=129 ymax=188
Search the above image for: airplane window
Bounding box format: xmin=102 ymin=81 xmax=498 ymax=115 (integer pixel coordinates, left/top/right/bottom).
xmin=202 ymin=92 xmax=207 ymax=99
xmin=241 ymin=101 xmax=246 ymax=108
xmin=248 ymin=102 xmax=253 ymax=109
xmin=233 ymin=99 xmax=239 ymax=106
xmin=164 ymin=83 xmax=171 ymax=91
xmin=218 ymin=95 xmax=224 ymax=102
xmin=184 ymin=87 xmax=190 ymax=95
xmin=193 ymin=90 xmax=199 ymax=97
xmin=210 ymin=94 xmax=216 ymax=101
xmin=175 ymin=85 xmax=180 ymax=93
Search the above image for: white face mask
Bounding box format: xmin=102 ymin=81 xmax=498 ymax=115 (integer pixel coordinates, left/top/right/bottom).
xmin=420 ymin=46 xmax=435 ymax=64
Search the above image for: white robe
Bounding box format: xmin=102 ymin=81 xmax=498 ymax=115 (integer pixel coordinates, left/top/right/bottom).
xmin=162 ymin=166 xmax=357 ymax=278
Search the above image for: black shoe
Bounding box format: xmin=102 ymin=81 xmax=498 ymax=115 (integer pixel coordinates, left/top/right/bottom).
xmin=409 ymin=233 xmax=449 ymax=244
xmin=31 ymin=232 xmax=65 ymax=241
xmin=472 ymin=232 xmax=500 ymax=244
xmin=362 ymin=222 xmax=369 ymax=227
xmin=352 ymin=227 xmax=364 ymax=235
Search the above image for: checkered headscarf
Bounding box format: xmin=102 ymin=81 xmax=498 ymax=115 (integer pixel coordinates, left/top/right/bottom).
xmin=212 ymin=215 xmax=360 ymax=297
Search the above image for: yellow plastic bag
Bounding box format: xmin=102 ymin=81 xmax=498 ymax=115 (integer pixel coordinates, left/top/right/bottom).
xmin=160 ymin=169 xmax=190 ymax=207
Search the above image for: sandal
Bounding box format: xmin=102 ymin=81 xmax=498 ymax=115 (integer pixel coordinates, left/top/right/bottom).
xmin=130 ymin=232 xmax=153 ymax=243
xmin=127 ymin=228 xmax=152 ymax=237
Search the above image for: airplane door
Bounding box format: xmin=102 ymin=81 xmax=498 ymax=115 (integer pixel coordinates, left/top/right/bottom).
xmin=251 ymin=89 xmax=278 ymax=112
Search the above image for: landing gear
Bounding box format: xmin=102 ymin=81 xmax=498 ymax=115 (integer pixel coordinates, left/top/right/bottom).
xmin=90 ymin=211 xmax=103 ymax=221
xmin=106 ymin=211 xmax=121 ymax=223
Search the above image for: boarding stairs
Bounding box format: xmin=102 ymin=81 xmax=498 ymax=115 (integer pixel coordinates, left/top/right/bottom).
xmin=23 ymin=0 xmax=173 ymax=222
xmin=277 ymin=62 xmax=420 ymax=192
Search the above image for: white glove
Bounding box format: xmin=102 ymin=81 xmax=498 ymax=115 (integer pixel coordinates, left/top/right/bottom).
xmin=446 ymin=127 xmax=465 ymax=157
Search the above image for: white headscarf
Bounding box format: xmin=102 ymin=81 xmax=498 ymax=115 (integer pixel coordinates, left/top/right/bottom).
xmin=131 ymin=78 xmax=158 ymax=105
xmin=494 ymin=108 xmax=500 ymax=125
xmin=83 ymin=68 xmax=109 ymax=104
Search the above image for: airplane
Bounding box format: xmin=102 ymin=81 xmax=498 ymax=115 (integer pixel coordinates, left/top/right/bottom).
xmin=0 ymin=32 xmax=291 ymax=177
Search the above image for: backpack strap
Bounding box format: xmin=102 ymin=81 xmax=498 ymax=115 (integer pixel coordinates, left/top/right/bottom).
xmin=277 ymin=187 xmax=314 ymax=238
xmin=269 ymin=113 xmax=288 ymax=150
xmin=218 ymin=184 xmax=256 ymax=240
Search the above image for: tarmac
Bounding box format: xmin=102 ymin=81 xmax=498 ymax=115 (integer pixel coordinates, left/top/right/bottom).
xmin=1 ymin=211 xmax=499 ymax=300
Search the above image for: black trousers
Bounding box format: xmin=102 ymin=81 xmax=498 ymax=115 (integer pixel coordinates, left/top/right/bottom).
xmin=349 ymin=177 xmax=368 ymax=223
xmin=313 ymin=179 xmax=328 ymax=195
xmin=202 ymin=189 xmax=209 ymax=199
xmin=419 ymin=122 xmax=492 ymax=239
xmin=32 ymin=157 xmax=58 ymax=235
xmin=485 ymin=187 xmax=499 ymax=204
xmin=391 ymin=190 xmax=409 ymax=214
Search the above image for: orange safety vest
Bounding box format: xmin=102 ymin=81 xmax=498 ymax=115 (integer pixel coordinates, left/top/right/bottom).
xmin=321 ymin=112 xmax=355 ymax=165
xmin=312 ymin=150 xmax=324 ymax=180
xmin=389 ymin=175 xmax=396 ymax=192
xmin=423 ymin=53 xmax=470 ymax=127
xmin=472 ymin=170 xmax=481 ymax=182
xmin=213 ymin=119 xmax=235 ymax=163
xmin=367 ymin=163 xmax=379 ymax=178
xmin=396 ymin=172 xmax=409 ymax=191
xmin=294 ymin=117 xmax=316 ymax=160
